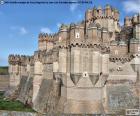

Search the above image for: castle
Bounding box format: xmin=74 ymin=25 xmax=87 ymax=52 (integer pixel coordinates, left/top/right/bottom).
xmin=8 ymin=5 xmax=140 ymax=115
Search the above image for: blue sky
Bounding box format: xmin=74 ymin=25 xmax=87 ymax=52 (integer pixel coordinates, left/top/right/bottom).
xmin=0 ymin=0 xmax=140 ymax=66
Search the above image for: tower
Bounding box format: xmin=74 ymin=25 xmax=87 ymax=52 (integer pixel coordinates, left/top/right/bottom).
xmin=69 ymin=23 xmax=84 ymax=44
xmin=38 ymin=33 xmax=47 ymax=51
xmin=85 ymin=9 xmax=93 ymax=29
xmin=105 ymin=4 xmax=112 ymax=17
xmin=87 ymin=23 xmax=98 ymax=44
xmin=124 ymin=16 xmax=132 ymax=27
xmin=97 ymin=6 xmax=102 ymax=17
xmin=58 ymin=24 xmax=69 ymax=44
xmin=102 ymin=27 xmax=109 ymax=45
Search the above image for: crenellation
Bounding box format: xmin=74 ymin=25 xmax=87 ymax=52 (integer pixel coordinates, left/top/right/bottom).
xmin=8 ymin=4 xmax=140 ymax=115
xmin=124 ymin=16 xmax=132 ymax=27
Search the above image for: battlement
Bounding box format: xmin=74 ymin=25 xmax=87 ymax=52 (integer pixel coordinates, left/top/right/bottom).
xmin=8 ymin=54 xmax=31 ymax=65
xmin=124 ymin=13 xmax=140 ymax=27
xmin=59 ymin=24 xmax=69 ymax=32
xmin=38 ymin=33 xmax=56 ymax=42
xmin=85 ymin=4 xmax=120 ymax=22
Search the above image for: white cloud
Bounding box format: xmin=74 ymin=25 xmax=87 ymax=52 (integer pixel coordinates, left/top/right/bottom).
xmin=70 ymin=1 xmax=79 ymax=12
xmin=10 ymin=26 xmax=28 ymax=35
xmin=123 ymin=0 xmax=140 ymax=13
xmin=20 ymin=27 xmax=28 ymax=35
xmin=40 ymin=27 xmax=52 ymax=34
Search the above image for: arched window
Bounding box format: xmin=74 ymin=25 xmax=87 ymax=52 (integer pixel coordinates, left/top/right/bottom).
xmin=115 ymin=50 xmax=118 ymax=55
xmin=75 ymin=32 xmax=80 ymax=38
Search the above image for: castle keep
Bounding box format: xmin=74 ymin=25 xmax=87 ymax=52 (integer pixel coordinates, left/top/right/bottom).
xmin=8 ymin=5 xmax=140 ymax=115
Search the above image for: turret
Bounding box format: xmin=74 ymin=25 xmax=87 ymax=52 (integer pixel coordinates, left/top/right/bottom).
xmin=46 ymin=35 xmax=54 ymax=51
xmin=105 ymin=4 xmax=112 ymax=17
xmin=70 ymin=23 xmax=84 ymax=43
xmin=87 ymin=23 xmax=98 ymax=43
xmin=97 ymin=6 xmax=102 ymax=17
xmin=132 ymin=14 xmax=138 ymax=24
xmin=133 ymin=24 xmax=140 ymax=39
xmin=132 ymin=13 xmax=140 ymax=25
xmin=33 ymin=51 xmax=43 ymax=102
xmin=114 ymin=8 xmax=119 ymax=21
xmin=92 ymin=7 xmax=97 ymax=17
xmin=85 ymin=9 xmax=93 ymax=29
xmin=85 ymin=9 xmax=93 ymax=21
xmin=38 ymin=33 xmax=48 ymax=51
xmin=102 ymin=27 xmax=109 ymax=45
xmin=124 ymin=16 xmax=132 ymax=27
xmin=58 ymin=24 xmax=69 ymax=43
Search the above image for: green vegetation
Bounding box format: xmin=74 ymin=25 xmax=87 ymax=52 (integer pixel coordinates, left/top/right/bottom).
xmin=0 ymin=66 xmax=8 ymax=75
xmin=0 ymin=92 xmax=35 ymax=112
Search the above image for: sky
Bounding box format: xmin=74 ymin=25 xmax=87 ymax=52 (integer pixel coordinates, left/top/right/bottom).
xmin=0 ymin=0 xmax=140 ymax=66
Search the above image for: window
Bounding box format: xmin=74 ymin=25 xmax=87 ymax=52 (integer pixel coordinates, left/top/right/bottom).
xmin=75 ymin=32 xmax=80 ymax=38
xmin=115 ymin=50 xmax=118 ymax=55
xmin=83 ymin=72 xmax=88 ymax=78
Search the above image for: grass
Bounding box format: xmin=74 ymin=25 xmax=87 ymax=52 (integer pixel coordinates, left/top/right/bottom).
xmin=0 ymin=66 xmax=8 ymax=75
xmin=0 ymin=91 xmax=35 ymax=112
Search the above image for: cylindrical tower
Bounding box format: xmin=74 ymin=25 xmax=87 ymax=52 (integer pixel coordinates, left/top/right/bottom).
xmin=85 ymin=9 xmax=93 ymax=29
xmin=105 ymin=4 xmax=112 ymax=17
xmin=38 ymin=33 xmax=48 ymax=51
xmin=97 ymin=6 xmax=102 ymax=17
xmin=58 ymin=24 xmax=69 ymax=44
xmin=114 ymin=8 xmax=119 ymax=21
xmin=69 ymin=23 xmax=84 ymax=43
xmin=124 ymin=16 xmax=132 ymax=27
xmin=87 ymin=23 xmax=98 ymax=44
xmin=102 ymin=54 xmax=109 ymax=75
xmin=102 ymin=28 xmax=109 ymax=45
xmin=32 ymin=52 xmax=43 ymax=103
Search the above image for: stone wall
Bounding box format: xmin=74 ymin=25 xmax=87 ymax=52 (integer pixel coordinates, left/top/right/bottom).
xmin=0 ymin=111 xmax=38 ymax=116
xmin=0 ymin=75 xmax=9 ymax=91
xmin=17 ymin=76 xmax=33 ymax=105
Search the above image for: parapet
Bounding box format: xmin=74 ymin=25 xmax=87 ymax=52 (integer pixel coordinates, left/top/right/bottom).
xmin=8 ymin=54 xmax=32 ymax=65
xmin=59 ymin=24 xmax=69 ymax=32
xmin=124 ymin=16 xmax=132 ymax=27
xmin=124 ymin=13 xmax=140 ymax=27
xmin=70 ymin=23 xmax=84 ymax=30
xmin=38 ymin=33 xmax=56 ymax=43
xmin=132 ymin=13 xmax=140 ymax=25
xmin=85 ymin=4 xmax=120 ymax=22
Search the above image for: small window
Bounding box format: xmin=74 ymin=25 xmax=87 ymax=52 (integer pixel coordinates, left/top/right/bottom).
xmin=75 ymin=32 xmax=80 ymax=38
xmin=115 ymin=50 xmax=118 ymax=55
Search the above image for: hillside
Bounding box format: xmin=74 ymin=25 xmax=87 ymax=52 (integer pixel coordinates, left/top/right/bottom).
xmin=0 ymin=67 xmax=8 ymax=75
